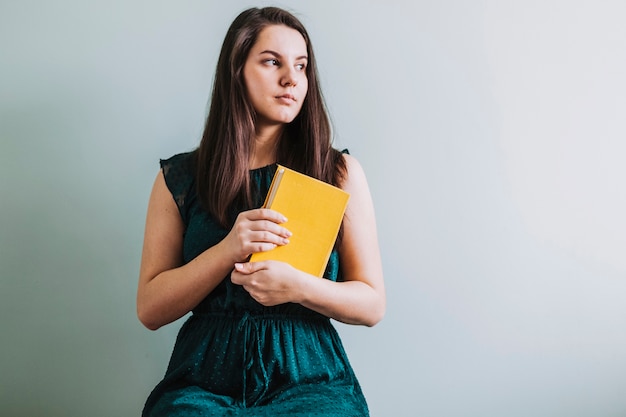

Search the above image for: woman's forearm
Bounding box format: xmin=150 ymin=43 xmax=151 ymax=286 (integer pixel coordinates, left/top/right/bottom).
xmin=296 ymin=273 xmax=386 ymax=327
xmin=137 ymin=241 xmax=236 ymax=330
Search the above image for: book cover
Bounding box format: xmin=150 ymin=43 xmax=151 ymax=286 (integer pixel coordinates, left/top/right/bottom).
xmin=249 ymin=165 xmax=350 ymax=277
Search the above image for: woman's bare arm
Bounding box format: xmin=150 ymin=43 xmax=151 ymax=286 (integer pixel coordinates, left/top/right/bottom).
xmin=137 ymin=170 xmax=291 ymax=330
xmin=296 ymin=154 xmax=385 ymax=325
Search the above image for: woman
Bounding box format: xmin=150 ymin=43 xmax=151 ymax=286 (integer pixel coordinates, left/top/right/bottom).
xmin=137 ymin=7 xmax=385 ymax=416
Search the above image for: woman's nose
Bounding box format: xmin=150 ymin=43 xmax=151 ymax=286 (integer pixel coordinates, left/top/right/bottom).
xmin=280 ymin=67 xmax=297 ymax=87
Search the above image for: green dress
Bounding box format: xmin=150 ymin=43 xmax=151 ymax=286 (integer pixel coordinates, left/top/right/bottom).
xmin=142 ymin=152 xmax=369 ymax=416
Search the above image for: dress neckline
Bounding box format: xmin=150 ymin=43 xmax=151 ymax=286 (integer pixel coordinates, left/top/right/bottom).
xmin=249 ymin=163 xmax=277 ymax=173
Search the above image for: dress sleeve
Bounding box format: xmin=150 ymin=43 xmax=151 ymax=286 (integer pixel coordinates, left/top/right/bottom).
xmin=159 ymin=152 xmax=195 ymax=225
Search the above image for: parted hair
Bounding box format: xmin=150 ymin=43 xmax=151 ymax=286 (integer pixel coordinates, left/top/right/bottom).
xmin=194 ymin=6 xmax=346 ymax=227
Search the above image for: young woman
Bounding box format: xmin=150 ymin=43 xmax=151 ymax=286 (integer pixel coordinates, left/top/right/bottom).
xmin=137 ymin=7 xmax=385 ymax=416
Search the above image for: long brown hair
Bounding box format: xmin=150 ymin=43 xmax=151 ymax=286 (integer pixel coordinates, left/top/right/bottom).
xmin=195 ymin=7 xmax=346 ymax=227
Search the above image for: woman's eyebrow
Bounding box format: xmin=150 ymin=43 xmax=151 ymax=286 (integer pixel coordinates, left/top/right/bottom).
xmin=259 ymin=50 xmax=308 ymax=60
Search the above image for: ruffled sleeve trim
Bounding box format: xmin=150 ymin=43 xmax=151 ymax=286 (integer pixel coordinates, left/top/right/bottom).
xmin=160 ymin=152 xmax=195 ymax=225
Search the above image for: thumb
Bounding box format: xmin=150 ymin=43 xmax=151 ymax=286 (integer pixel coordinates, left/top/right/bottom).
xmin=234 ymin=262 xmax=263 ymax=275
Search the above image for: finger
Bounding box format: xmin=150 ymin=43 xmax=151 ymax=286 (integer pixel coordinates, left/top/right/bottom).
xmin=234 ymin=262 xmax=264 ymax=275
xmin=230 ymin=270 xmax=243 ymax=285
xmin=249 ymin=220 xmax=292 ymax=238
xmin=246 ymin=208 xmax=288 ymax=224
xmin=231 ymin=269 xmax=252 ymax=285
xmin=249 ymin=230 xmax=290 ymax=247
xmin=248 ymin=242 xmax=279 ymax=255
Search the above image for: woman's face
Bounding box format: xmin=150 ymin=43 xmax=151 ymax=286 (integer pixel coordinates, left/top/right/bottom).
xmin=243 ymin=24 xmax=308 ymax=129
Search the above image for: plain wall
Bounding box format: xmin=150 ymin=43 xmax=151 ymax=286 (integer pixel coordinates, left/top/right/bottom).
xmin=2 ymin=1 xmax=625 ymax=416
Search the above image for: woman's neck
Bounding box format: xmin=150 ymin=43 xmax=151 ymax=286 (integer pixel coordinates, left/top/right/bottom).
xmin=250 ymin=124 xmax=283 ymax=169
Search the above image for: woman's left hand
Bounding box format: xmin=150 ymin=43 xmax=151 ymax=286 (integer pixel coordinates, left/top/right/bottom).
xmin=231 ymin=261 xmax=303 ymax=306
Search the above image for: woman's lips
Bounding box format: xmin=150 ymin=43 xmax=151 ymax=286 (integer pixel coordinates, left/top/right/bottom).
xmin=275 ymin=94 xmax=296 ymax=104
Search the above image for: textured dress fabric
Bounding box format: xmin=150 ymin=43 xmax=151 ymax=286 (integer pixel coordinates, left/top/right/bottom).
xmin=142 ymin=152 xmax=369 ymax=417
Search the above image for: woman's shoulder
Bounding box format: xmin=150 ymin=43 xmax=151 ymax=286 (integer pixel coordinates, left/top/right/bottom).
xmin=337 ymin=148 xmax=360 ymax=173
xmin=160 ymin=151 xmax=196 ymax=173
xmin=158 ymin=151 xmax=197 ymax=214
xmin=338 ymin=151 xmax=368 ymax=193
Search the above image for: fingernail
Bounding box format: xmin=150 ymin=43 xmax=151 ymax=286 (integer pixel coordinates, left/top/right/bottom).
xmin=234 ymin=263 xmax=243 ymax=270
xmin=283 ymin=238 xmax=290 ymax=244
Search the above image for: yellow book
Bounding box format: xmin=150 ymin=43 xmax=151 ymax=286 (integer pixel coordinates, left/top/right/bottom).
xmin=249 ymin=165 xmax=350 ymax=277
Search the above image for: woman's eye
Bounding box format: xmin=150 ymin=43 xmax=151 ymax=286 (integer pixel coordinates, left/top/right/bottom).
xmin=295 ymin=63 xmax=306 ymax=71
xmin=264 ymin=59 xmax=279 ymax=66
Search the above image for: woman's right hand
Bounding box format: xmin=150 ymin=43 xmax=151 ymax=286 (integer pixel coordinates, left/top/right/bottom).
xmin=223 ymin=208 xmax=292 ymax=262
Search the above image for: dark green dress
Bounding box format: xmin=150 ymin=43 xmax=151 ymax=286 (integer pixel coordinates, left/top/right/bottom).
xmin=142 ymin=152 xmax=369 ymax=416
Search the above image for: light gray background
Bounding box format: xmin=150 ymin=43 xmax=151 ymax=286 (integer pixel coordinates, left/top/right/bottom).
xmin=2 ymin=1 xmax=625 ymax=416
